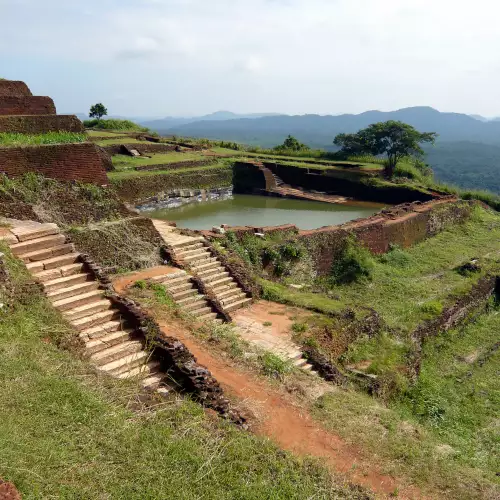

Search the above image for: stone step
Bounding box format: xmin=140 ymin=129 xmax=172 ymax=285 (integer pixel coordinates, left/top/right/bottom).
xmin=302 ymin=363 xmax=314 ymax=372
xmin=197 ymin=266 xmax=225 ymax=278
xmin=212 ymin=281 xmax=238 ymax=294
xmin=216 ymin=286 xmax=243 ymax=300
xmin=116 ymin=360 xmax=160 ymax=380
xmin=151 ymin=270 xmax=187 ymax=282
xmin=175 ymin=242 xmax=205 ymax=255
xmin=294 ymin=358 xmax=308 ymax=368
xmin=219 ymin=291 xmax=247 ymax=306
xmin=166 ymin=281 xmax=194 ymax=294
xmin=172 ymin=287 xmax=198 ymax=300
xmin=197 ymin=311 xmax=219 ymax=322
xmin=26 ymin=252 xmax=80 ymax=273
xmin=169 ymin=237 xmax=204 ymax=249
xmin=191 ymin=259 xmax=220 ymax=272
xmin=100 ymin=351 xmax=150 ymax=376
xmin=91 ymin=340 xmax=143 ymax=366
xmin=183 ymin=251 xmax=212 ymax=263
xmin=84 ymin=329 xmax=135 ymax=355
xmin=72 ymin=310 xmax=120 ymax=331
xmin=190 ymin=306 xmax=214 ymax=317
xmin=18 ymin=243 xmax=74 ymax=263
xmin=10 ymin=223 xmax=59 ymax=242
xmin=202 ymin=271 xmax=229 ymax=284
xmin=183 ymin=299 xmax=209 ymax=312
xmin=64 ymin=299 xmax=112 ymax=321
xmin=176 ymin=246 xmax=209 ymax=259
xmin=79 ymin=320 xmax=126 ymax=341
xmin=47 ymin=280 xmax=99 ymax=301
xmin=224 ymin=298 xmax=252 ymax=313
xmin=43 ymin=272 xmax=92 ymax=292
xmin=9 ymin=233 xmax=66 ymax=256
xmin=52 ymin=289 xmax=104 ymax=312
xmin=210 ymin=276 xmax=233 ymax=288
xmin=160 ymin=276 xmax=191 ymax=288
xmin=34 ymin=263 xmax=84 ymax=282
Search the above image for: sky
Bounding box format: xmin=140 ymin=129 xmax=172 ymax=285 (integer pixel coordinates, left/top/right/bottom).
xmin=1 ymin=0 xmax=499 ymax=117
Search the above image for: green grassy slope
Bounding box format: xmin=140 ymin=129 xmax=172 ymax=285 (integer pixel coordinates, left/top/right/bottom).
xmin=0 ymin=246 xmax=362 ymax=499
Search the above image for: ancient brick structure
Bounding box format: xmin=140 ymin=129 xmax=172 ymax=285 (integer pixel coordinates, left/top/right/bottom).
xmin=0 ymin=96 xmax=56 ymax=115
xmin=0 ymin=114 xmax=84 ymax=133
xmin=0 ymin=143 xmax=109 ymax=185
xmin=0 ymin=80 xmax=32 ymax=96
xmin=0 ymin=80 xmax=109 ymax=185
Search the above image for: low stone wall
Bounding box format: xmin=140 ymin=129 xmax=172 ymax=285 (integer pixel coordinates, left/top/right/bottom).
xmin=0 ymin=80 xmax=32 ymax=97
xmin=298 ymin=199 xmax=472 ymax=275
xmin=0 ymin=142 xmax=109 ymax=185
xmin=408 ymin=274 xmax=499 ymax=380
xmin=0 ymin=96 xmax=56 ymax=115
xmin=134 ymin=159 xmax=216 ymax=172
xmin=0 ymin=114 xmax=84 ymax=133
xmin=112 ymin=167 xmax=232 ymax=203
xmin=102 ymin=143 xmax=178 ymax=155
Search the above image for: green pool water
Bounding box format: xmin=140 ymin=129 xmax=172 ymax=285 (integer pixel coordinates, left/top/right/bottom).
xmin=147 ymin=194 xmax=383 ymax=230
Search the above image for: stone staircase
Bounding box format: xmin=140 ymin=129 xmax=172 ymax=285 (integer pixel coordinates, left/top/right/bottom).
xmin=150 ymin=269 xmax=220 ymax=321
xmin=3 ymin=219 xmax=170 ymax=394
xmin=153 ymin=220 xmax=252 ymax=316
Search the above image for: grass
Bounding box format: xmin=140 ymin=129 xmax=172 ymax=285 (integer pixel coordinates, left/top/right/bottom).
xmin=108 ymin=162 xmax=231 ymax=180
xmin=84 ymin=118 xmax=149 ymax=132
xmin=96 ymin=137 xmax=154 ymax=146
xmin=0 ymin=245 xmax=363 ymax=499
xmin=312 ymin=304 xmax=500 ymax=499
xmin=0 ymin=131 xmax=87 ymax=147
xmin=86 ymin=130 xmax=131 ymax=138
xmin=112 ymin=152 xmax=210 ymax=170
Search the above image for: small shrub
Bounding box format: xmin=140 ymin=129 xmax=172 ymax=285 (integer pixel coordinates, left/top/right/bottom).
xmin=379 ymin=244 xmax=412 ymax=268
xmin=259 ymin=352 xmax=293 ymax=379
xmin=263 ymin=321 xmax=272 ymax=327
xmin=133 ymin=280 xmax=147 ymax=289
xmin=291 ymin=322 xmax=308 ymax=333
xmin=329 ymin=237 xmax=374 ymax=285
xmin=420 ymin=300 xmax=444 ymax=319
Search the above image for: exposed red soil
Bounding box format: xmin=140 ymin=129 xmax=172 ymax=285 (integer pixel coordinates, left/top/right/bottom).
xmin=115 ymin=271 xmax=425 ymax=498
xmin=0 ymin=479 xmax=21 ymax=500
xmin=112 ymin=265 xmax=179 ymax=294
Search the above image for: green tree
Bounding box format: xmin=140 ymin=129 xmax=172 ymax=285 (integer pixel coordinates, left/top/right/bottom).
xmin=334 ymin=121 xmax=437 ymax=177
xmin=274 ymin=135 xmax=310 ymax=152
xmin=89 ymin=103 xmax=108 ymax=121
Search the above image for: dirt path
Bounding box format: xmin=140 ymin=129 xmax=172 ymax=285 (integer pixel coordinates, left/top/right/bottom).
xmin=162 ymin=322 xmax=424 ymax=499
xmin=113 ymin=270 xmax=424 ymax=499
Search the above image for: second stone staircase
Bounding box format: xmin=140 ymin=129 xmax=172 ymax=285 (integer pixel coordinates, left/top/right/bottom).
xmin=153 ymin=220 xmax=252 ymax=316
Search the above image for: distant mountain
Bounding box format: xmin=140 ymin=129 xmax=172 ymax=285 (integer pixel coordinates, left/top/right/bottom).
xmin=163 ymin=106 xmax=500 ymax=193
xmin=469 ymin=114 xmax=490 ymax=122
xmin=140 ymin=111 xmax=283 ymax=133
xmin=164 ymin=106 xmax=500 ymax=148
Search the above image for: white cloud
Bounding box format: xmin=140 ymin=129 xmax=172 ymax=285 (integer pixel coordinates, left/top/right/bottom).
xmin=0 ymin=0 xmax=499 ymax=115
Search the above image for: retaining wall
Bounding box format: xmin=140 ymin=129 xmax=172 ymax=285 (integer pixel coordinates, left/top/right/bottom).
xmin=0 ymin=96 xmax=56 ymax=115
xmin=0 ymin=114 xmax=84 ymax=134
xmin=0 ymin=142 xmax=109 ymax=185
xmin=103 ymin=143 xmax=178 ymax=155
xmin=298 ymin=199 xmax=473 ymax=274
xmin=0 ymin=80 xmax=32 ymax=97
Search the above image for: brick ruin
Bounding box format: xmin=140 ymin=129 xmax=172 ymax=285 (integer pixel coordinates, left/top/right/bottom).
xmin=0 ymin=80 xmax=108 ymax=185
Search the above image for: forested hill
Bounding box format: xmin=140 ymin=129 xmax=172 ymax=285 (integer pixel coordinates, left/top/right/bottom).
xmin=155 ymin=107 xmax=500 ymax=193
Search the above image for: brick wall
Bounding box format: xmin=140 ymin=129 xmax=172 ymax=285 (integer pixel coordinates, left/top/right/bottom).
xmin=0 ymin=80 xmax=32 ymax=97
xmin=297 ymin=199 xmax=474 ymax=275
xmin=0 ymin=96 xmax=56 ymax=116
xmin=0 ymin=143 xmax=109 ymax=185
xmin=0 ymin=114 xmax=84 ymax=133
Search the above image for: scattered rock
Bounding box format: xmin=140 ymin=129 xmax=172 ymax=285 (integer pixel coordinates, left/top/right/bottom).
xmin=0 ymin=479 xmax=21 ymax=500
